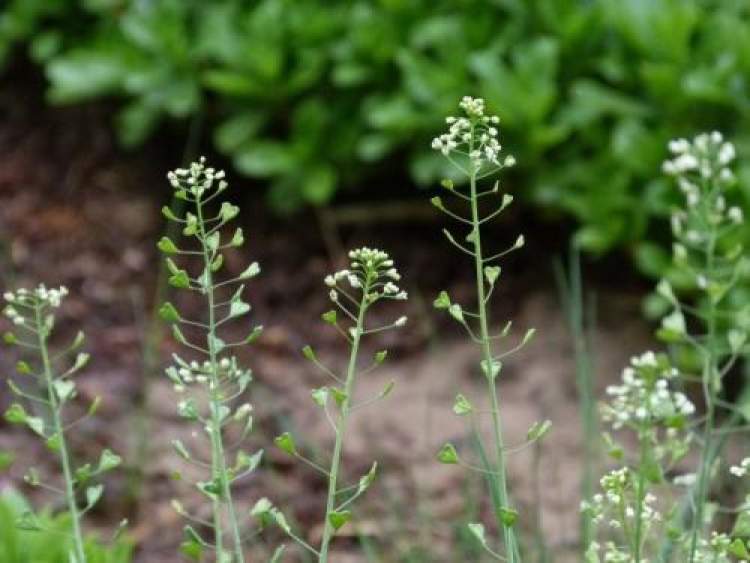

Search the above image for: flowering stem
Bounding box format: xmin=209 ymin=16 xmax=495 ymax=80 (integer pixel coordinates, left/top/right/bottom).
xmin=469 ymin=167 xmax=518 ymax=562
xmin=196 ymin=196 xmax=245 ymax=563
xmin=35 ymin=304 xmax=86 ymax=563
xmin=319 ymin=283 xmax=368 ymax=563
xmin=633 ymin=431 xmax=649 ymax=562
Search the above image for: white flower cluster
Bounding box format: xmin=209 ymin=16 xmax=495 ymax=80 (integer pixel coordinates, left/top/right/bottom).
xmin=692 ymin=532 xmax=739 ymax=563
xmin=583 ymin=468 xmax=660 ymax=525
xmin=3 ymin=285 xmax=69 ymax=325
xmin=166 ymin=354 xmax=251 ymax=392
xmin=602 ymin=351 xmax=694 ymax=430
xmin=663 ymin=132 xmax=735 ymax=180
xmin=730 ymin=457 xmax=750 ymax=477
xmin=325 ymin=247 xmax=407 ymax=303
xmin=431 ymin=96 xmax=515 ymax=171
xmin=663 ymin=133 xmax=744 ymax=228
xmin=167 ymin=156 xmax=227 ymax=199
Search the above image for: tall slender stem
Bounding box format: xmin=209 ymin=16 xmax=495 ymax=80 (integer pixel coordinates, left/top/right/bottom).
xmin=196 ymin=197 xmax=245 ymax=563
xmin=319 ymin=285 xmax=368 ymax=563
xmin=687 ymin=226 xmax=718 ymax=563
xmin=469 ymin=167 xmax=517 ymax=562
xmin=35 ymin=305 xmax=86 ymax=563
xmin=633 ymin=431 xmax=649 ymax=562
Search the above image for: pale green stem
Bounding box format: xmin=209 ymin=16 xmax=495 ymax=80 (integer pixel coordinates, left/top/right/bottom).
xmin=687 ymin=226 xmax=718 ymax=563
xmin=469 ymin=165 xmax=518 ymax=562
xmin=35 ymin=304 xmax=86 ymax=563
xmin=196 ymin=197 xmax=245 ymax=563
xmin=633 ymin=430 xmax=649 ymax=562
xmin=319 ymin=283 xmax=369 ymax=563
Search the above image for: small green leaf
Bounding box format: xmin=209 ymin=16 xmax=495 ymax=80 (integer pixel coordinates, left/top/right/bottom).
xmin=302 ymin=345 xmax=316 ymax=361
xmin=480 ymin=359 xmax=501 ymax=380
xmin=15 ymin=361 xmax=32 ymax=375
xmin=484 ymin=266 xmax=501 ymax=285
xmin=527 ymin=420 xmax=552 ymax=442
xmin=374 ymin=350 xmax=388 ymax=364
xmin=230 ymin=228 xmax=244 ymax=247
xmin=499 ymin=506 xmax=518 ymax=527
xmin=243 ymin=325 xmax=263 ymax=344
xmin=358 ymin=462 xmax=378 ymax=494
xmin=159 ymin=302 xmax=181 ymax=323
xmin=3 ymin=332 xmax=17 ymax=345
xmin=322 ymin=310 xmax=337 ymax=324
xmin=229 ymin=300 xmax=251 ymax=319
xmin=96 ymin=449 xmax=121 ymax=473
xmin=173 ymin=440 xmax=191 ymax=461
xmin=272 ymin=509 xmax=292 ymax=534
xmin=449 ymin=303 xmax=464 ymax=322
xmin=729 ymin=538 xmax=750 ymax=558
xmin=86 ymin=485 xmax=103 ymax=509
xmin=328 ymin=510 xmax=352 ymax=531
xmin=311 ymin=387 xmax=329 ymax=407
xmin=430 ymin=196 xmax=443 ymax=209
xmin=437 ymin=443 xmax=459 ymax=464
xmin=25 ymin=416 xmax=45 ymax=437
xmin=274 ymin=432 xmax=297 ymax=455
xmin=729 ymin=329 xmax=747 ymax=354
xmin=219 ymin=202 xmax=240 ymax=222
xmin=433 ymin=291 xmax=451 ymax=310
xmin=45 ymin=433 xmax=61 ymax=452
xmin=88 ymin=396 xmax=101 ymax=416
xmin=467 ymin=522 xmax=488 ymax=547
xmin=169 ymin=270 xmax=190 ymax=289
xmin=238 ymin=262 xmax=260 ymax=280
xmin=453 ymin=394 xmax=473 ymax=416
xmin=157 ymin=236 xmax=179 ymax=254
xmin=162 ymin=206 xmax=180 ymax=222
xmin=53 ymin=379 xmax=75 ymax=402
xmin=521 ymin=328 xmax=536 ymax=346
xmin=4 ymin=403 xmax=27 ymax=424
xmin=330 ymin=387 xmax=347 ymax=406
xmin=733 ymin=511 xmax=750 ymax=537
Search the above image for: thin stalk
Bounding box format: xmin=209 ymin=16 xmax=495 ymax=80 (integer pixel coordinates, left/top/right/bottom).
xmin=633 ymin=431 xmax=649 ymax=562
xmin=196 ymin=197 xmax=245 ymax=563
xmin=468 ymin=167 xmax=517 ymax=562
xmin=687 ymin=230 xmax=718 ymax=563
xmin=554 ymin=249 xmax=597 ymax=550
xmin=319 ymin=285 xmax=368 ymax=563
xmin=35 ymin=304 xmax=86 ymax=562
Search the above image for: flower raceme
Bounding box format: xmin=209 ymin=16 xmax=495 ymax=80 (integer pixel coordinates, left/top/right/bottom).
xmin=260 ymin=247 xmax=407 ymax=562
xmin=431 ymin=96 xmax=516 ymax=172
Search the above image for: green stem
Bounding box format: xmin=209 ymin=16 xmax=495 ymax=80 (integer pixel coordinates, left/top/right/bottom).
xmin=687 ymin=229 xmax=718 ymax=563
xmin=319 ymin=286 xmax=368 ymax=563
xmin=633 ymin=431 xmax=649 ymax=562
xmin=35 ymin=305 xmax=86 ymax=563
xmin=469 ymin=168 xmax=517 ymax=562
xmin=196 ymin=197 xmax=245 ymax=563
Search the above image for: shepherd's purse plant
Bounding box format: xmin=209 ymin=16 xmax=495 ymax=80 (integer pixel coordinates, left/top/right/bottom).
xmin=158 ymin=157 xmax=264 ymax=563
xmin=429 ymin=96 xmax=548 ymax=562
xmin=2 ymin=285 xmax=123 ymax=563
xmin=584 ymin=132 xmax=750 ymax=562
xmin=253 ymin=247 xmax=407 ymax=562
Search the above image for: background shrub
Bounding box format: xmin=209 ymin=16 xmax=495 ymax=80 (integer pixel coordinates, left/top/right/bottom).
xmin=3 ymin=0 xmax=750 ymax=271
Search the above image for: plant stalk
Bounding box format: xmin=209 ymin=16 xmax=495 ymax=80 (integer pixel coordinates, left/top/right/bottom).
xmin=468 ymin=168 xmax=518 ymax=562
xmin=36 ymin=304 xmax=87 ymax=563
xmin=319 ymin=285 xmax=368 ymax=562
xmin=197 ymin=197 xmax=245 ymax=563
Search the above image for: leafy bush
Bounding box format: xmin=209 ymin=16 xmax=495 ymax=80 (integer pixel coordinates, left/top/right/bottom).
xmin=0 ymin=489 xmax=133 ymax=563
xmin=4 ymin=0 xmax=750 ymax=263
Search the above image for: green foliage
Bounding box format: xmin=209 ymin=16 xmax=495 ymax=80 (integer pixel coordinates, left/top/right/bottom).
xmin=2 ymin=0 xmax=750 ymax=265
xmin=0 ymin=489 xmax=133 ymax=563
